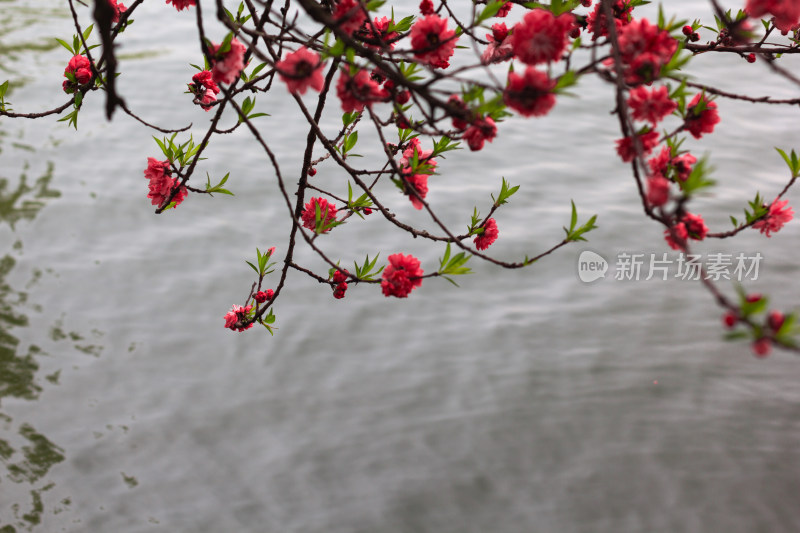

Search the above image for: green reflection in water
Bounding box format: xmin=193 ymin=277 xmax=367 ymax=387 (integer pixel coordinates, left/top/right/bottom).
xmin=0 ymin=163 xmax=60 ymax=229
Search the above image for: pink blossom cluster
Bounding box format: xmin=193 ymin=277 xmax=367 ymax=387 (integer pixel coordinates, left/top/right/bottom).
xmin=615 ymin=18 xmax=677 ymax=84
xmin=381 ymin=253 xmax=423 ymax=298
xmin=410 ymin=15 xmax=458 ymax=69
xmin=337 ymin=69 xmax=389 ymax=112
xmin=586 ymin=0 xmax=634 ymax=40
xmin=510 ymin=8 xmax=575 ymax=66
xmin=398 ymin=138 xmax=437 ymax=209
xmin=664 ymin=212 xmax=708 ymax=250
xmin=276 ymin=47 xmax=325 ymax=95
xmin=166 ymin=0 xmax=195 ymax=11
xmin=753 ymin=198 xmax=794 ymax=237
xmin=209 ymin=38 xmax=247 ymax=85
xmin=108 ymin=0 xmax=127 ymax=23
xmin=224 ymin=304 xmax=253 ymax=331
xmin=189 ymin=70 xmax=220 ymax=111
xmin=746 ymin=0 xmax=800 ymax=33
xmin=474 ymin=218 xmax=499 ymax=250
xmin=503 ymin=68 xmax=557 ymax=118
xmin=301 ymin=197 xmax=338 ymax=233
xmin=62 ymin=55 xmax=92 ymax=93
xmin=332 ymin=269 xmax=349 ymax=299
xmin=144 ymin=158 xmax=187 ymax=208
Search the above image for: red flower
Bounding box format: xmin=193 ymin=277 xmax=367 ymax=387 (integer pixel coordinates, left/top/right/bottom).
xmin=671 ymin=153 xmax=696 ymax=181
xmin=301 ymin=197 xmax=338 ymax=233
xmin=399 ymin=142 xmax=436 ymax=209
xmin=166 ymin=0 xmax=195 ymax=11
xmin=419 ymin=0 xmax=434 ymax=15
xmin=648 ymin=147 xmax=671 ymax=175
xmin=333 ymin=0 xmax=367 ymax=34
xmin=683 ymin=212 xmax=708 ymax=240
xmin=276 ymin=47 xmax=324 ymax=95
xmin=481 ymin=24 xmax=514 ymax=64
xmin=684 ymin=93 xmax=720 ymax=139
xmin=474 ymin=218 xmax=499 ymax=250
xmin=333 ymin=282 xmax=348 ymax=299
xmin=336 ymin=69 xmax=388 ymax=112
xmin=381 ymin=253 xmax=423 ymax=298
xmin=496 ymin=1 xmax=512 ymax=17
xmin=333 ymin=269 xmax=349 ymax=284
xmin=751 ymin=337 xmax=771 ymax=358
xmin=722 ymin=312 xmax=738 ymax=329
xmin=616 ymin=19 xmax=677 ymax=84
xmin=359 ymin=16 xmax=399 ymax=50
xmin=108 ymin=0 xmax=127 ymax=23
xmin=664 ymin=222 xmax=689 ymax=250
xmin=254 ymin=290 xmax=274 ymax=303
xmin=646 ymin=174 xmax=670 ymax=207
xmin=209 ymin=38 xmax=247 ymax=85
xmin=510 ymin=8 xmax=575 ymax=65
xmin=753 ymin=198 xmax=794 ymax=237
xmin=224 ymin=304 xmax=253 ymax=332
xmin=448 ymin=94 xmax=470 ymax=130
xmin=627 ymin=86 xmax=677 ymax=125
xmin=768 ymin=310 xmax=785 ymax=331
xmin=586 ymin=0 xmax=633 ymax=40
xmin=190 ymin=70 xmax=220 ymax=110
xmin=463 ymin=116 xmax=497 ymax=151
xmin=410 ymin=15 xmax=458 ymax=69
xmin=503 ymin=67 xmax=557 ymax=117
xmin=63 ymin=55 xmax=92 ymax=93
xmin=144 ymin=157 xmax=187 ymax=208
xmin=615 ymin=130 xmax=659 ymax=162
xmin=745 ymin=0 xmax=800 ymax=33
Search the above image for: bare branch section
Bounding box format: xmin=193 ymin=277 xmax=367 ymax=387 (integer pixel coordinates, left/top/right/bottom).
xmin=3 ymin=0 xmax=800 ymax=354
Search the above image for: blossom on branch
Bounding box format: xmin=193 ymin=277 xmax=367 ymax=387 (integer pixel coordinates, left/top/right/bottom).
xmin=646 ymin=174 xmax=670 ymax=207
xmin=616 ymin=18 xmax=677 ymax=84
xmin=474 ymin=218 xmax=499 ymax=250
xmin=108 ymin=0 xmax=127 ymax=23
xmin=190 ymin=70 xmax=220 ymax=111
xmin=615 ymin=130 xmax=659 ymax=162
xmin=337 ymin=69 xmax=388 ymax=112
xmin=144 ymin=158 xmax=187 ymax=208
xmin=224 ymin=304 xmax=253 ymax=332
xmin=210 ymin=38 xmax=247 ymax=85
xmin=381 ymin=253 xmax=423 ymax=298
xmin=358 ymin=16 xmax=399 ymax=50
xmin=745 ymin=0 xmax=800 ymax=33
xmin=481 ymin=23 xmax=514 ymax=64
xmin=683 ymin=93 xmax=720 ymax=139
xmin=276 ymin=47 xmax=324 ymax=95
xmin=254 ymin=290 xmax=274 ymax=303
xmin=586 ymin=0 xmax=634 ymax=40
xmin=166 ymin=0 xmax=196 ymax=11
xmin=752 ymin=198 xmax=794 ymax=237
xmin=419 ymin=0 xmax=434 ymax=16
xmin=627 ymin=86 xmax=677 ymax=125
xmin=463 ymin=116 xmax=497 ymax=151
xmin=334 ymin=0 xmax=368 ymax=35
xmin=301 ymin=197 xmax=338 ymax=233
xmin=398 ymin=140 xmax=437 ymax=209
xmin=62 ymin=55 xmax=92 ymax=93
xmin=510 ymin=8 xmax=575 ymax=65
xmin=410 ymin=15 xmax=458 ymax=69
xmin=503 ymin=67 xmax=557 ymax=117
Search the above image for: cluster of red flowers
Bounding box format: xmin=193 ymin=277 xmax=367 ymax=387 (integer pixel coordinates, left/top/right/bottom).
xmin=189 ymin=70 xmax=220 ymax=111
xmin=381 ymin=254 xmax=423 ymax=298
xmin=745 ymin=0 xmax=800 ymax=33
xmin=586 ymin=0 xmax=634 ymax=40
xmin=474 ymin=218 xmax=499 ymax=251
xmin=410 ymin=15 xmax=458 ymax=69
xmin=753 ymin=198 xmax=794 ymax=237
xmin=143 ymin=158 xmax=187 ymax=208
xmin=108 ymin=0 xmax=127 ymax=23
xmin=301 ymin=197 xmax=338 ymax=233
xmin=62 ymin=55 xmax=92 ymax=94
xmin=224 ymin=304 xmax=253 ymax=332
xmin=166 ymin=0 xmax=196 ymax=11
xmin=664 ymin=212 xmax=708 ymax=250
xmin=683 ymin=93 xmax=720 ymax=139
xmin=332 ymin=269 xmax=349 ymax=299
xmin=276 ymin=47 xmax=325 ymax=95
xmin=254 ymin=290 xmax=274 ymax=303
xmin=337 ymin=69 xmax=389 ymax=112
xmin=209 ymin=38 xmax=247 ymax=86
xmin=510 ymin=8 xmax=575 ymax=66
xmin=398 ymin=138 xmax=437 ymax=209
xmin=615 ymin=19 xmax=677 ymax=85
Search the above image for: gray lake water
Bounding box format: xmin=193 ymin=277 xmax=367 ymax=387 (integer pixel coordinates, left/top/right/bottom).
xmin=2 ymin=1 xmax=800 ymax=531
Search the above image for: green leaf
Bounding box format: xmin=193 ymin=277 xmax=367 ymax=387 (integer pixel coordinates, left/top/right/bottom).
xmin=246 ymin=260 xmax=259 ymax=275
xmin=55 ymin=38 xmax=75 ymax=55
xmin=82 ymin=24 xmax=93 ymax=42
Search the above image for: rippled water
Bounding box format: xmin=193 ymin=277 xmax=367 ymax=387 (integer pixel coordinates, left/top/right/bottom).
xmin=2 ymin=1 xmax=800 ymax=531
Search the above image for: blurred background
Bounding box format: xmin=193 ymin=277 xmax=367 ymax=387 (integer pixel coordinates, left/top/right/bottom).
xmin=1 ymin=1 xmax=799 ymax=531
